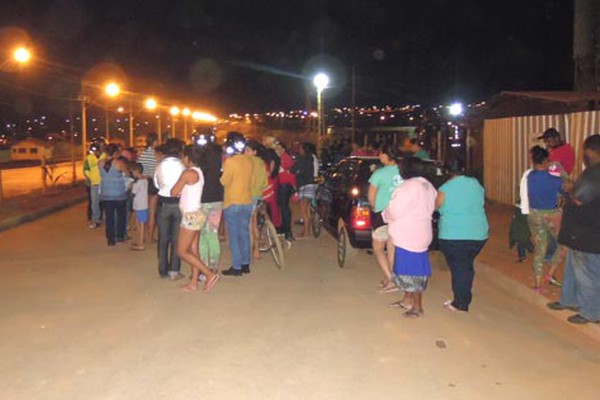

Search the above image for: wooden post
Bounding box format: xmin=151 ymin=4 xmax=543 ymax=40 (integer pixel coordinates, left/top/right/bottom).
xmin=41 ymin=154 xmax=47 ymax=193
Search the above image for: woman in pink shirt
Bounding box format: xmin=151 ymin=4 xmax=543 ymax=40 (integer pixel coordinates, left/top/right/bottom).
xmin=383 ymin=157 xmax=437 ymax=318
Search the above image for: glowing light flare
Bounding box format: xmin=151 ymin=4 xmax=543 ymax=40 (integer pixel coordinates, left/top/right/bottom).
xmin=191 ymin=111 xmax=217 ymax=123
xmin=13 ymin=47 xmax=32 ymax=64
xmin=448 ymin=102 xmax=464 ymax=116
xmin=104 ymin=82 xmax=121 ymax=97
xmin=145 ymin=98 xmax=157 ymax=110
xmin=313 ymin=72 xmax=330 ymax=92
xmin=169 ymin=106 xmax=180 ymax=116
xmin=182 ymin=108 xmax=191 ymax=117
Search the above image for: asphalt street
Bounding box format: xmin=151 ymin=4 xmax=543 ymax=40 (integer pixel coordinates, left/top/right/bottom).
xmin=1 ymin=203 xmax=599 ymax=400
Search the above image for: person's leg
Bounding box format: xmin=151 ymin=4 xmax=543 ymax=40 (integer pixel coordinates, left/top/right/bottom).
xmin=439 ymin=239 xmax=460 ymax=304
xmin=527 ymin=210 xmax=548 ymax=288
xmin=517 ymin=242 xmax=527 ymax=261
xmin=559 ymin=250 xmax=579 ymax=308
xmin=156 ymin=203 xmax=169 ymax=277
xmin=571 ymin=251 xmax=600 ymax=322
xmin=250 ymin=204 xmax=260 ymax=260
xmin=300 ymin=198 xmax=311 ymax=237
xmin=545 ymin=211 xmax=567 ymax=279
xmin=91 ymin=185 xmax=101 ymax=224
xmin=86 ymin=185 xmax=92 ymax=223
xmin=115 ymin=200 xmax=127 ymax=241
xmin=147 ymin=194 xmax=158 ymax=243
xmin=278 ymin=183 xmax=293 ymax=239
xmin=104 ymin=201 xmax=116 ymax=245
xmin=238 ymin=204 xmax=254 ymax=268
xmin=412 ymin=292 xmax=424 ymax=313
xmin=169 ymin=205 xmax=182 ymax=275
xmin=373 ymin=237 xmax=392 ymax=285
xmin=223 ymin=206 xmax=243 ymax=270
xmin=455 ymin=240 xmax=486 ymax=311
xmin=178 ymin=228 xmax=214 ymax=291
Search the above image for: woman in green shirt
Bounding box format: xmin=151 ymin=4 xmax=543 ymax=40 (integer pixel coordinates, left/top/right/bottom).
xmin=436 ymin=159 xmax=489 ymax=312
xmin=368 ymin=144 xmax=404 ymax=292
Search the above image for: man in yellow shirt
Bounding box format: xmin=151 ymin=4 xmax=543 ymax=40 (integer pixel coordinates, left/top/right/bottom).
xmin=83 ymin=142 xmax=106 ymax=228
xmin=221 ymin=132 xmax=255 ymax=276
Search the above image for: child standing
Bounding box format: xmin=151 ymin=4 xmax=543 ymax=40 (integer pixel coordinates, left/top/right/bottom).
xmin=171 ymin=145 xmax=220 ymax=292
xmin=130 ymin=163 xmax=148 ymax=251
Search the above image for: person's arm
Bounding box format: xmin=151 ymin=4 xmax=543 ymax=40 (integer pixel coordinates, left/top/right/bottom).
xmin=170 ymin=169 xmax=198 ymax=197
xmin=220 ymin=158 xmax=233 ymax=187
xmin=368 ymin=185 xmax=378 ymax=209
xmin=435 ymin=191 xmax=445 ymax=210
xmin=519 ymin=170 xmax=531 ymax=215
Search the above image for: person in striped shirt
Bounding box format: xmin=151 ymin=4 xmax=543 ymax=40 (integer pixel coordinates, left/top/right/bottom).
xmin=138 ymin=133 xmax=159 ymax=242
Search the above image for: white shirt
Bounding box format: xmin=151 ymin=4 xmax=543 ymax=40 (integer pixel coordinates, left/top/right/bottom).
xmin=131 ymin=179 xmax=148 ymax=210
xmin=154 ymin=157 xmax=185 ymax=198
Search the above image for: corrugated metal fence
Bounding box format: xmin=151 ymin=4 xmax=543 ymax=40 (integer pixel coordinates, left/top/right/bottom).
xmin=483 ymin=111 xmax=598 ymax=205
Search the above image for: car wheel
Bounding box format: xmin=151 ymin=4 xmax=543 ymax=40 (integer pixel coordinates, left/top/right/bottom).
xmin=337 ymin=222 xmax=357 ymax=268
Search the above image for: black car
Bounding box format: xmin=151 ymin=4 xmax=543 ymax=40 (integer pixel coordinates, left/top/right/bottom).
xmin=313 ymin=156 xmax=449 ymax=268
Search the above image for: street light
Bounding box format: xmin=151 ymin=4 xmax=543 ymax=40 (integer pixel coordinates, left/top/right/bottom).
xmin=313 ymin=72 xmax=330 ymax=151
xmin=448 ymin=102 xmax=464 ymax=117
xmin=13 ymin=47 xmax=31 ymax=64
xmin=181 ymin=108 xmax=191 ymax=141
xmin=170 ymin=106 xmax=180 ymax=138
xmin=145 ymin=98 xmax=161 ymax=142
xmin=104 ymin=82 xmax=120 ymax=97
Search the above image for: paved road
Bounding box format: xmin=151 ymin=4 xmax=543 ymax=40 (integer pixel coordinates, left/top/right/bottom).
xmin=0 ymin=161 xmax=82 ymax=198
xmin=1 ymin=204 xmax=599 ymax=400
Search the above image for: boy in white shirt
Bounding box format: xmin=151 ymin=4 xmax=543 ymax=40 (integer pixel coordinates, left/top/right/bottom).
xmin=130 ymin=163 xmax=149 ymax=250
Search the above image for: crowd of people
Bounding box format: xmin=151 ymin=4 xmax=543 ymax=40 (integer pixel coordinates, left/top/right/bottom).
xmin=82 ymin=132 xmax=317 ymax=291
xmin=81 ymin=128 xmax=600 ymax=325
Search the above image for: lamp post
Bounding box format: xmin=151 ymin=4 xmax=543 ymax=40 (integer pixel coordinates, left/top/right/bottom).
xmin=170 ymin=106 xmax=180 ymax=139
xmin=313 ymin=72 xmax=330 ymax=152
xmin=182 ymin=107 xmax=191 ymax=142
xmin=145 ymin=97 xmax=161 ymax=143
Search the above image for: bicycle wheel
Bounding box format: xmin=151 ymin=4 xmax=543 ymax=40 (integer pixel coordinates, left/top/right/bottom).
xmin=258 ymin=219 xmax=272 ymax=253
xmin=311 ymin=204 xmax=321 ymax=238
xmin=265 ymin=219 xmax=285 ymax=269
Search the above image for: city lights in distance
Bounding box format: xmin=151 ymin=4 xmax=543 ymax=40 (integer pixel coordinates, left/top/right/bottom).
xmin=192 ymin=111 xmax=217 ymax=123
xmin=13 ymin=47 xmax=32 ymax=64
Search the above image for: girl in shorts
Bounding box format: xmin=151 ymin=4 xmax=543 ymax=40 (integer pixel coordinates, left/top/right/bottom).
xmin=171 ymin=145 xmax=220 ymax=292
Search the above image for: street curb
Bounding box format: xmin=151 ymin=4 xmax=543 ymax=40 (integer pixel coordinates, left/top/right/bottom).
xmin=0 ymin=195 xmax=87 ymax=233
xmin=477 ymin=260 xmax=600 ymax=342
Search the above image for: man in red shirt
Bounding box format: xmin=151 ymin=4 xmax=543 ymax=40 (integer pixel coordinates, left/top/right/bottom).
xmin=538 ymin=128 xmax=575 ymax=175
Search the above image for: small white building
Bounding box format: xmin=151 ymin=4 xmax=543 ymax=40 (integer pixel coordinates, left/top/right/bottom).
xmin=10 ymin=138 xmax=53 ymax=161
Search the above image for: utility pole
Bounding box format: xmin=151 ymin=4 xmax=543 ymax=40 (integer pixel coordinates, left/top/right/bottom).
xmin=129 ymin=98 xmax=134 ymax=147
xmin=351 ymin=66 xmax=356 ymax=144
xmin=574 ymin=0 xmax=600 ymax=90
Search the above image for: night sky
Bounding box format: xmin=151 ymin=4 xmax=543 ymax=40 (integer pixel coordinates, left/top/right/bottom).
xmin=1 ymin=0 xmax=574 ymax=114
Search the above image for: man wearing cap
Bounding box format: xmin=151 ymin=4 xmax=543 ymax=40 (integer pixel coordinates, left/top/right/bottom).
xmin=547 ymin=134 xmax=600 ymax=324
xmin=539 ymin=128 xmax=575 ymax=176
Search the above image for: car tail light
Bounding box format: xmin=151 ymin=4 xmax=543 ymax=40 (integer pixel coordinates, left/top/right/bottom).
xmin=351 ymin=206 xmax=371 ymax=230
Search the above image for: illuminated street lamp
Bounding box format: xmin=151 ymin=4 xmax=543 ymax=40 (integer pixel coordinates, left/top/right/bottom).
xmin=448 ymin=102 xmax=464 ymax=117
xmin=145 ymin=97 xmax=157 ymax=110
xmin=313 ymin=72 xmax=330 ymax=151
xmin=181 ymin=108 xmax=191 ymax=141
xmin=104 ymin=82 xmax=120 ymax=98
xmin=170 ymin=106 xmax=180 ymax=138
xmin=13 ymin=47 xmax=32 ymax=64
xmin=145 ymin=98 xmax=161 ymax=141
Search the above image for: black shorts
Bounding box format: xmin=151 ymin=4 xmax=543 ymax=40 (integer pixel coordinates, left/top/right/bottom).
xmin=147 ymin=177 xmax=159 ymax=196
xmin=371 ymin=211 xmax=385 ymax=230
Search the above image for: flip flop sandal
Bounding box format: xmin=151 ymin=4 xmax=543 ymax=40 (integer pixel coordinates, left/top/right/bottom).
xmin=379 ymin=285 xmax=399 ymax=293
xmin=403 ymin=309 xmax=423 ymax=318
xmin=389 ymin=301 xmax=411 ymax=309
xmin=204 ymin=273 xmax=221 ymax=292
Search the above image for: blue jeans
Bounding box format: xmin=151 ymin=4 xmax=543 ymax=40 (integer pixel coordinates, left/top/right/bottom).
xmin=560 ymin=250 xmax=600 ymax=321
xmin=90 ymin=185 xmax=101 ymax=223
xmin=157 ymin=202 xmax=181 ymax=277
xmin=223 ymin=204 xmax=253 ymax=270
xmin=104 ymin=200 xmax=127 ymax=245
xmin=439 ymin=239 xmax=487 ymax=311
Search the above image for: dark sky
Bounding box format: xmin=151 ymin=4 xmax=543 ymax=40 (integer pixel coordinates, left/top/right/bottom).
xmin=1 ymin=0 xmax=574 ymax=114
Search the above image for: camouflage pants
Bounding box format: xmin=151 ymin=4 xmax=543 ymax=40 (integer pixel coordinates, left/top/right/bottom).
xmin=527 ymin=209 xmax=566 ymax=279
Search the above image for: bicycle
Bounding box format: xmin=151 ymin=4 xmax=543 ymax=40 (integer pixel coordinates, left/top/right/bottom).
xmin=256 ymin=201 xmax=286 ymax=269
